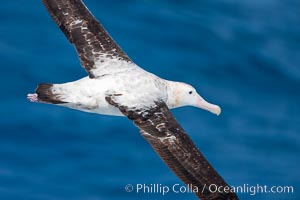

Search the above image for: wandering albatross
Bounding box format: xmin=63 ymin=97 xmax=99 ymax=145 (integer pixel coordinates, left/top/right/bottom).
xmin=27 ymin=0 xmax=239 ymax=199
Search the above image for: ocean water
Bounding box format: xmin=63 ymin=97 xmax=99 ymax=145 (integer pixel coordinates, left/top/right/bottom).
xmin=0 ymin=0 xmax=299 ymax=199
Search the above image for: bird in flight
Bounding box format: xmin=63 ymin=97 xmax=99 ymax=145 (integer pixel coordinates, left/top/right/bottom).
xmin=28 ymin=0 xmax=239 ymax=199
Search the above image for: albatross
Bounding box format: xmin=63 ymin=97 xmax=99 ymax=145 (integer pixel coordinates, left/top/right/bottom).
xmin=27 ymin=0 xmax=239 ymax=199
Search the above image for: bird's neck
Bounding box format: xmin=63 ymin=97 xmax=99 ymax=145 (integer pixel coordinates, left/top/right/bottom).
xmin=166 ymin=81 xmax=182 ymax=109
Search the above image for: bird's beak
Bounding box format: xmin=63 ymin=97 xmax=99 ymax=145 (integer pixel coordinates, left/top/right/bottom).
xmin=195 ymin=94 xmax=221 ymax=116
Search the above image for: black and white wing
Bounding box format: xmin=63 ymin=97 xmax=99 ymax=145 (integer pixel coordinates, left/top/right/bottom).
xmin=106 ymin=96 xmax=239 ymax=200
xmin=42 ymin=0 xmax=133 ymax=78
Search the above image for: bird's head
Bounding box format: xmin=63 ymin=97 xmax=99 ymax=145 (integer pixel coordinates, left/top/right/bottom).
xmin=166 ymin=81 xmax=221 ymax=115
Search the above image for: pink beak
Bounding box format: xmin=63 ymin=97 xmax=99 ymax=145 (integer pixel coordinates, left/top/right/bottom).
xmin=195 ymin=94 xmax=221 ymax=116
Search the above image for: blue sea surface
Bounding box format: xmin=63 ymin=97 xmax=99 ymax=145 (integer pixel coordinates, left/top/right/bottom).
xmin=0 ymin=0 xmax=299 ymax=199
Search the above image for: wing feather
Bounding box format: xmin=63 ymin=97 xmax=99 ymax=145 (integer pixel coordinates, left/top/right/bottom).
xmin=106 ymin=95 xmax=239 ymax=200
xmin=42 ymin=0 xmax=132 ymax=78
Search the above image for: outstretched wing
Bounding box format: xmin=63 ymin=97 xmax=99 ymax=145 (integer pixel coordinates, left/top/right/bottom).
xmin=106 ymin=95 xmax=239 ymax=200
xmin=42 ymin=0 xmax=133 ymax=78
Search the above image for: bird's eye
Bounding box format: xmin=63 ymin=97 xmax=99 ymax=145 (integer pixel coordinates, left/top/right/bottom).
xmin=189 ymin=91 xmax=193 ymax=95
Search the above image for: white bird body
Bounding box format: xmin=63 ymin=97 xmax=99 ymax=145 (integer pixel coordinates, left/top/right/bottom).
xmin=43 ymin=64 xmax=168 ymax=116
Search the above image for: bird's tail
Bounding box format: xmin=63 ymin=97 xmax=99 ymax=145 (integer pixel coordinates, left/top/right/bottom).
xmin=27 ymin=83 xmax=67 ymax=104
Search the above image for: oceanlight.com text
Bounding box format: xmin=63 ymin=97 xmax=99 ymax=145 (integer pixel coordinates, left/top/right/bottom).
xmin=124 ymin=183 xmax=294 ymax=196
